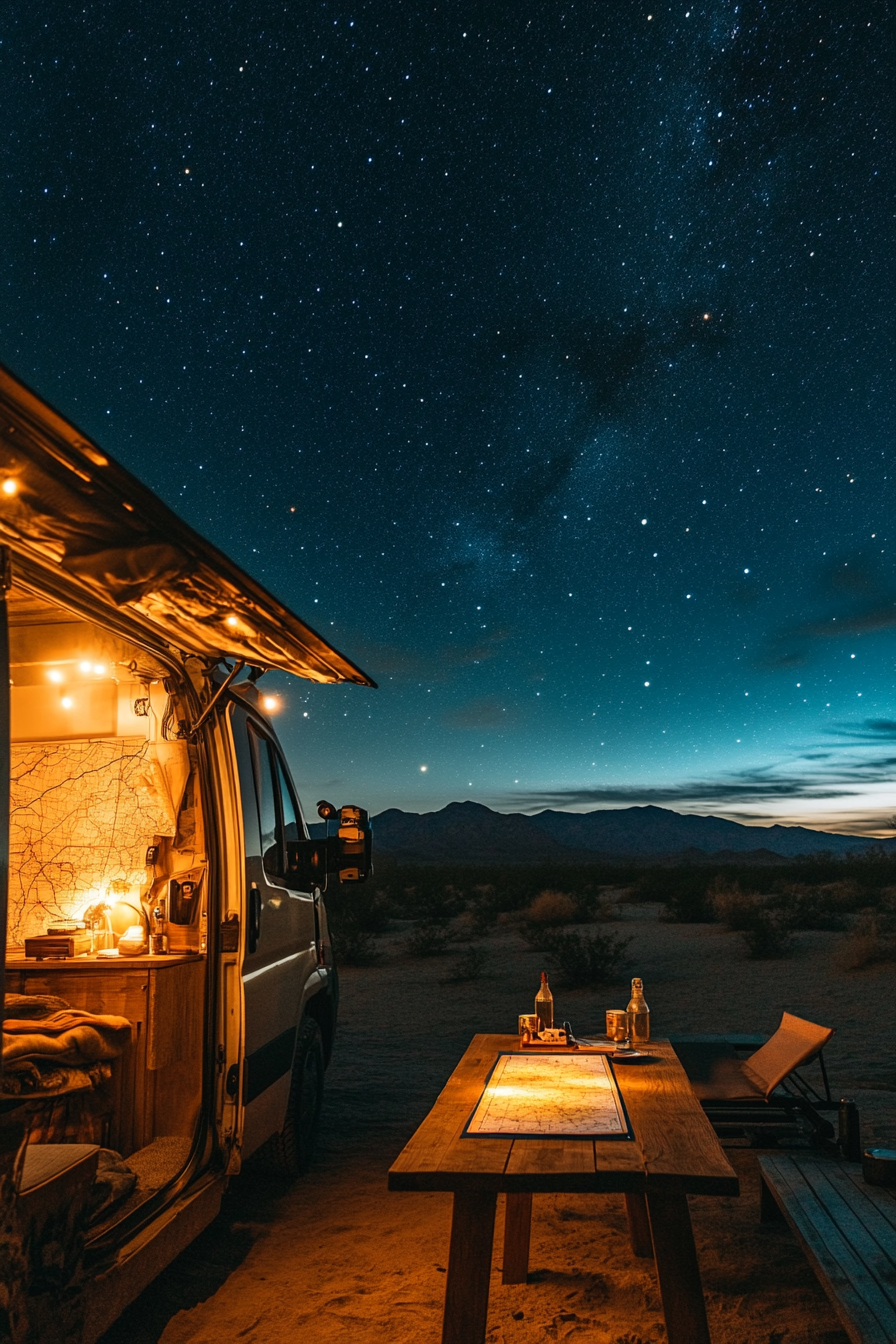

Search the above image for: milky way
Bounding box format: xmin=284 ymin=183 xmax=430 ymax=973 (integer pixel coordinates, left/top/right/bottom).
xmin=2 ymin=3 xmax=893 ymax=829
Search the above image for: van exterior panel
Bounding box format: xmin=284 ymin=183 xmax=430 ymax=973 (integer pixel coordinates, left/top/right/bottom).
xmin=244 ymin=1024 xmax=298 ymax=1104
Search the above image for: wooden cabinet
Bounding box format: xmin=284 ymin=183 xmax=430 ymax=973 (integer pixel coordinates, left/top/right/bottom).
xmin=5 ymin=955 xmax=205 ymax=1157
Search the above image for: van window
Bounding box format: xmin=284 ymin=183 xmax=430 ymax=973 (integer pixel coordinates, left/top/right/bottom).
xmin=276 ymin=756 xmax=300 ymax=845
xmin=245 ymin=722 xmax=308 ymax=883
xmin=248 ymin=726 xmax=281 ymax=880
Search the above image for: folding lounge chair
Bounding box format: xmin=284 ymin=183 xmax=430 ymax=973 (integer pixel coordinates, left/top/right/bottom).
xmin=673 ymin=1012 xmax=836 ymax=1145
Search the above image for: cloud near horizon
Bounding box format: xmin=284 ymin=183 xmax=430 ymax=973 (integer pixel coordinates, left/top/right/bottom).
xmin=498 ymin=748 xmax=896 ymax=815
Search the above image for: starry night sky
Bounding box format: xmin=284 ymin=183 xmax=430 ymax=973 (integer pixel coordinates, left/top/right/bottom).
xmin=2 ymin=3 xmax=894 ymax=830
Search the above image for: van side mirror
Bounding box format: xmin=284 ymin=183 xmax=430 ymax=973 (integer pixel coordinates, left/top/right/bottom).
xmin=284 ymin=804 xmax=372 ymax=889
xmin=335 ymin=805 xmax=372 ymax=884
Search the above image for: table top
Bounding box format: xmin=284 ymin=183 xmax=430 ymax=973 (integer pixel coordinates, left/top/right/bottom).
xmin=389 ymin=1034 xmax=739 ymax=1197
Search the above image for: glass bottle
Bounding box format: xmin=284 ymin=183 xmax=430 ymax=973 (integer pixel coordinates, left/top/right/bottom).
xmin=627 ymin=977 xmax=650 ymax=1046
xmin=535 ymin=971 xmax=554 ymax=1032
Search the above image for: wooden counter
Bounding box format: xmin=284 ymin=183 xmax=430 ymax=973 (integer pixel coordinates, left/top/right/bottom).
xmin=5 ymin=954 xmax=206 ymax=1155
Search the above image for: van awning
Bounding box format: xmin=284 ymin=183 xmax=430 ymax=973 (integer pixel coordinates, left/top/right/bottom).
xmin=0 ymin=364 xmax=375 ymax=686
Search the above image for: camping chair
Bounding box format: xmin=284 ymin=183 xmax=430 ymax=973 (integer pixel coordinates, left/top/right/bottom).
xmin=672 ymin=1012 xmax=836 ymax=1146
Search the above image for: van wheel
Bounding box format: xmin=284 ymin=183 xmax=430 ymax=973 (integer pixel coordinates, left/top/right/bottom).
xmin=262 ymin=1016 xmax=324 ymax=1178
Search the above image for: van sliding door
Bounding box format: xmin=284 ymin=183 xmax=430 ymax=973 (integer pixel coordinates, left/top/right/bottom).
xmin=0 ymin=548 xmax=9 ymax=1046
xmin=230 ymin=705 xmax=317 ymax=1159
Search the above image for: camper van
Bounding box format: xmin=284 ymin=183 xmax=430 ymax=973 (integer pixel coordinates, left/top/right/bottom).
xmin=0 ymin=364 xmax=374 ymax=1343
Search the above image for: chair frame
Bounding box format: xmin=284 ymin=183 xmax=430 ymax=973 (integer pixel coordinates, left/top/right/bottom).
xmin=669 ymin=1033 xmax=837 ymax=1146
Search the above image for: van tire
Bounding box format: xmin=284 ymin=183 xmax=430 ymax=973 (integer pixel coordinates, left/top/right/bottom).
xmin=261 ymin=1016 xmax=324 ymax=1178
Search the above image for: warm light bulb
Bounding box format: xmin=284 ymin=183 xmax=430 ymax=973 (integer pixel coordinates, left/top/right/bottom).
xmin=93 ymin=663 xmax=106 ymax=676
xmin=225 ymin=614 xmax=239 ymax=628
xmin=1 ymin=478 xmax=18 ymax=496
xmin=60 ymin=696 xmax=74 ymax=709
xmin=261 ymin=695 xmax=279 ymax=713
xmin=47 ymin=669 xmax=64 ymax=684
xmin=79 ymin=660 xmax=93 ymax=674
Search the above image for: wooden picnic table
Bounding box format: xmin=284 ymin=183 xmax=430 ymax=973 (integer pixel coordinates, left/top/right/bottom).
xmin=388 ymin=1033 xmax=739 ymax=1344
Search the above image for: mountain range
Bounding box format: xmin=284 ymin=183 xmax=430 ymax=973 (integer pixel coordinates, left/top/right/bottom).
xmin=348 ymin=801 xmax=896 ymax=864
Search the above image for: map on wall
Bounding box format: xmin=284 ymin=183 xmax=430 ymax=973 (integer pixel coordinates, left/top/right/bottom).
xmin=465 ymin=1053 xmax=633 ymax=1139
xmin=8 ymin=737 xmax=177 ymax=944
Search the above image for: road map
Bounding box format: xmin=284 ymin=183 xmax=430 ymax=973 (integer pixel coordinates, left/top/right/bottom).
xmin=465 ymin=1052 xmax=632 ymax=1139
xmin=8 ymin=738 xmax=177 ymax=943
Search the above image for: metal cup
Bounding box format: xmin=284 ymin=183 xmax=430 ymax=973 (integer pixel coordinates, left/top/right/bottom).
xmin=518 ymin=1013 xmax=538 ymax=1044
xmin=606 ymin=1009 xmax=629 ymax=1042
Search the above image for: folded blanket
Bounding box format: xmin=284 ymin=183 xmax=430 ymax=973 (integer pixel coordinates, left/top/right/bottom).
xmin=0 ymin=1060 xmax=112 ymax=1096
xmin=4 ymin=994 xmax=71 ymax=1020
xmin=3 ymin=1010 xmax=131 ymax=1067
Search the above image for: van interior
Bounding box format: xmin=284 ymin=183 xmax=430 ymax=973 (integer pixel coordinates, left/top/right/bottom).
xmin=3 ymin=582 xmax=207 ymax=1232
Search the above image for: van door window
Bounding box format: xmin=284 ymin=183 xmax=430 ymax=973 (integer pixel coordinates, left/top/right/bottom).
xmin=248 ymin=728 xmax=281 ymax=880
xmin=275 ymin=756 xmax=301 ymax=848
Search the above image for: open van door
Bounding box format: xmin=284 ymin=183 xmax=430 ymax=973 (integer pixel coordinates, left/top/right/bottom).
xmin=0 ymin=546 xmax=9 ymax=1030
xmin=228 ymin=699 xmax=325 ymax=1170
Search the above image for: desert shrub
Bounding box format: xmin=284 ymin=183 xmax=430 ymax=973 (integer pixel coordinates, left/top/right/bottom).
xmin=571 ymin=886 xmax=622 ymax=920
xmin=401 ymin=881 xmax=467 ymax=923
xmin=523 ymin=890 xmax=580 ymax=926
xmin=467 ymin=883 xmax=500 ymax=932
xmin=652 ymin=871 xmax=716 ymax=923
xmin=835 ymin=910 xmax=896 ymax=970
xmin=325 ymin=882 xmax=389 ymax=964
xmin=331 ymin=923 xmax=382 ymax=966
xmin=611 ymin=885 xmax=640 ymax=904
xmin=538 ymin=929 xmax=632 ymax=988
xmin=440 ymin=946 xmax=487 ymax=983
xmin=816 ymin=880 xmax=864 ymax=912
xmin=447 ymin=910 xmax=479 ymax=943
xmin=710 ymin=879 xmax=765 ymax=930
xmin=405 ymin=920 xmax=453 ymax=957
xmin=773 ymin=884 xmax=847 ymax=931
xmin=325 ymin=881 xmax=390 ymax=934
xmin=594 ymin=893 xmax=620 ymax=921
xmin=742 ymin=908 xmax=795 ymax=959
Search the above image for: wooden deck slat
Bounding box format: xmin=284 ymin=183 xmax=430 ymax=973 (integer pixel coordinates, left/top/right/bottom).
xmin=837 ymin=1164 xmax=896 ymax=1237
xmin=807 ymin=1165 xmax=896 ymax=1286
xmin=760 ymin=1155 xmax=896 ymax=1344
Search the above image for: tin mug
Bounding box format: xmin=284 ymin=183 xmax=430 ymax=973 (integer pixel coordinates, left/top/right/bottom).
xmin=606 ymin=1009 xmax=628 ymax=1042
xmin=518 ymin=1013 xmax=538 ymax=1044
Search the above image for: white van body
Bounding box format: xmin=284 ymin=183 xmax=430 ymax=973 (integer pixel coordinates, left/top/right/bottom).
xmin=0 ymin=364 xmax=374 ymax=1343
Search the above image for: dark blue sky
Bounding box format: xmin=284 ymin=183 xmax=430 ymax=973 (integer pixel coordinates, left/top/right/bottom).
xmin=2 ymin=2 xmax=894 ymax=829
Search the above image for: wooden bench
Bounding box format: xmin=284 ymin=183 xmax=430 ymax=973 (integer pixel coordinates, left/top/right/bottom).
xmin=759 ymin=1154 xmax=896 ymax=1344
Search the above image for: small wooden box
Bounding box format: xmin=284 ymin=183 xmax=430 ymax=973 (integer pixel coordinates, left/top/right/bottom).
xmin=23 ymin=932 xmax=92 ymax=960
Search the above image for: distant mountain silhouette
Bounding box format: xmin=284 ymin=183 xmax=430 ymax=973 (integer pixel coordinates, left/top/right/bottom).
xmin=354 ymin=801 xmax=896 ymax=864
xmin=361 ymin=801 xmax=578 ymax=864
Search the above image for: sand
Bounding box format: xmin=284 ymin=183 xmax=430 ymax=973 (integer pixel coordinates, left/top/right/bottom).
xmin=98 ymin=903 xmax=895 ymax=1344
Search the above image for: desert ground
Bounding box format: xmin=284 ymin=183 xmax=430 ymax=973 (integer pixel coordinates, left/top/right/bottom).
xmin=99 ymin=901 xmax=895 ymax=1344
